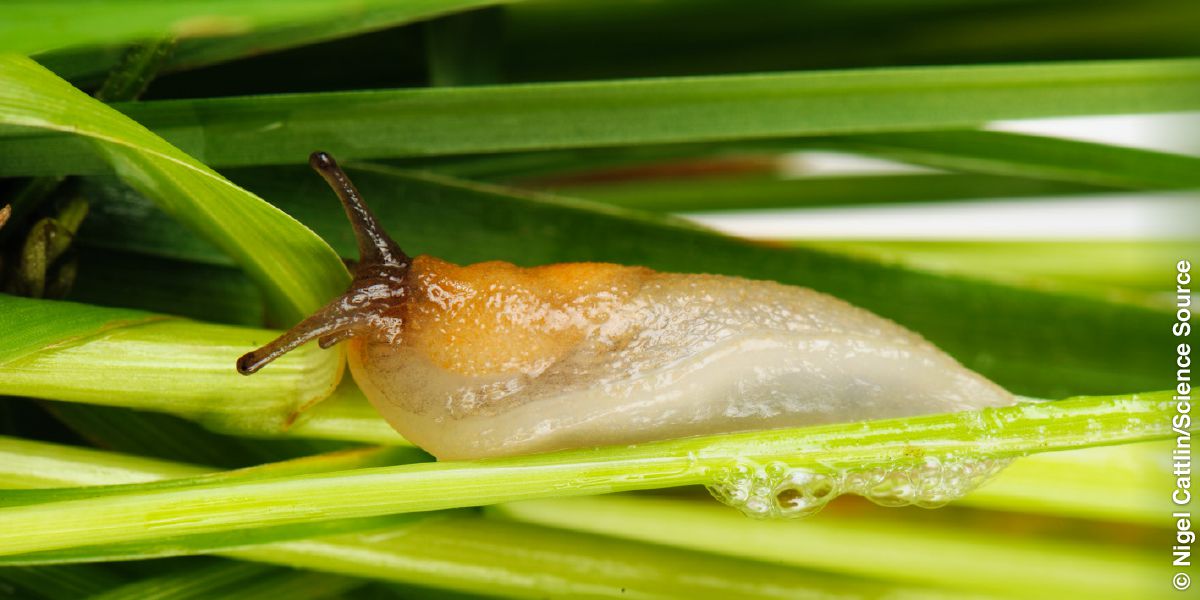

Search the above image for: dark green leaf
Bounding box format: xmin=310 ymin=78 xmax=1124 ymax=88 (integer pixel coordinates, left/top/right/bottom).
xmin=3 ymin=58 xmax=1198 ymax=175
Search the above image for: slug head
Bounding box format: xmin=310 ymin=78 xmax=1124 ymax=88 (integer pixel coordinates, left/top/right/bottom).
xmin=237 ymin=152 xmax=410 ymax=375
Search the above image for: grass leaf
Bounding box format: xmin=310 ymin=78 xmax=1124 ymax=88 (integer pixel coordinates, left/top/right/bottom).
xmin=0 ymin=564 xmax=126 ymax=598
xmin=87 ymin=560 xmax=364 ymax=600
xmin=492 ymin=493 xmax=1170 ymax=600
xmin=0 ymin=391 xmax=1177 ymax=558
xmin=541 ymin=173 xmax=1108 ymax=213
xmin=831 ymin=130 xmax=1200 ymax=189
xmin=0 ymin=53 xmax=346 ymax=324
xmin=0 ymin=437 xmax=983 ymax=600
xmin=3 ymin=58 xmax=1199 ymax=175
xmin=0 ymin=295 xmax=345 ymax=437
xmin=958 ymin=442 xmax=1172 ymax=526
xmin=4 ymin=1 xmax=519 ymax=56
xmin=0 ymin=435 xmax=211 ymax=488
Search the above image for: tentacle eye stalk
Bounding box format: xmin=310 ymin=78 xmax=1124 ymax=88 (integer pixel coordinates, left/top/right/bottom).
xmin=236 ymin=152 xmax=410 ymax=375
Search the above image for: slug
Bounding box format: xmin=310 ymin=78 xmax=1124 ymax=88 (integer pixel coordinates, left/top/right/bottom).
xmin=238 ymin=152 xmax=1015 ymax=460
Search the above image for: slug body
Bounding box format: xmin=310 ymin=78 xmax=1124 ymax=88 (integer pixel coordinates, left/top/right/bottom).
xmin=239 ymin=153 xmax=1014 ymax=460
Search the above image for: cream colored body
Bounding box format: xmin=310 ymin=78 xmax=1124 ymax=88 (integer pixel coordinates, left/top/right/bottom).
xmin=348 ymin=256 xmax=1013 ymax=460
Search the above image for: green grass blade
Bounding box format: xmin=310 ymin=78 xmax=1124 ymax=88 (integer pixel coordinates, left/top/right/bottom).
xmin=0 ymin=295 xmax=342 ymax=437
xmin=425 ymin=8 xmax=504 ymax=87
xmin=0 ymin=392 xmax=1178 ymax=558
xmin=541 ymin=173 xmax=1108 ymax=212
xmin=803 ymin=240 xmax=1200 ymax=297
xmin=70 ymin=248 xmax=264 ymax=326
xmin=13 ymin=513 xmax=992 ymax=599
xmin=236 ymin=513 xmax=994 ymax=600
xmin=959 ymin=442 xmax=1173 ymax=526
xmin=402 ymin=139 xmax=806 ymax=182
xmin=3 ymin=1 xmax=519 ymax=56
xmin=2 ymin=58 xmax=1198 ymax=175
xmin=491 ymin=494 xmax=1171 ymax=600
xmin=91 ymin=38 xmax=178 ymax=103
xmin=0 ymin=564 xmax=127 ymax=599
xmin=498 ymin=0 xmax=1200 ymax=82
xmin=287 ymin=381 xmax=411 ymax=445
xmin=532 ymin=132 xmax=1200 ymax=210
xmin=412 ymin=131 xmax=1200 ymax=200
xmin=0 ymin=436 xmax=211 ymax=488
xmin=44 ymin=402 xmax=337 ymax=468
xmin=832 ymin=130 xmax=1200 ymax=188
xmin=0 ymin=54 xmax=346 ymax=325
xmin=0 ymin=441 xmax=413 ymax=506
xmin=86 ymin=560 xmax=362 ymax=600
xmin=0 ymin=294 xmax=404 ymax=444
xmin=35 ymin=3 xmax=509 ymax=86
xmin=156 ymin=1 xmax=513 ymax=79
xmin=0 ymin=449 xmax=371 ymax=599
xmin=0 ymin=438 xmax=986 ymax=599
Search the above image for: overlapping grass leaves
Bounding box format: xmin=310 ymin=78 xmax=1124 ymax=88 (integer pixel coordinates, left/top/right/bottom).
xmin=0 ymin=55 xmax=354 ymax=432
xmin=3 ymin=1 xmax=518 ymax=56
xmin=2 ymin=58 xmax=1199 ymax=176
xmin=0 ymin=55 xmax=347 ymax=323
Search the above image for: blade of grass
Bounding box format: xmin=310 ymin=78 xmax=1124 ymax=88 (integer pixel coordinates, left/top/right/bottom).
xmin=400 ymin=139 xmax=804 ymax=182
xmin=0 ymin=294 xmax=403 ymax=444
xmin=499 ymin=0 xmax=1200 ymax=81
xmin=0 ymin=564 xmax=127 ymax=599
xmin=235 ymin=512 xmax=996 ymax=600
xmin=539 ymin=173 xmax=1108 ymax=213
xmin=499 ymin=130 xmax=1200 ymax=200
xmin=0 ymin=438 xmax=985 ymax=600
xmin=151 ymin=1 xmax=516 ymax=81
xmin=0 ymin=442 xmax=416 ymax=506
xmin=287 ymin=380 xmax=413 ymax=446
xmin=802 ymin=240 xmax=1200 ymax=296
xmin=0 ymin=58 xmax=356 ymax=454
xmin=957 ymin=442 xmax=1173 ymax=526
xmin=0 ymin=436 xmax=211 ymax=488
xmin=356 ymin=129 xmax=1200 ymax=196
xmin=36 ymin=3 xmax=512 ymax=86
xmin=0 ymin=391 xmax=1180 ymax=557
xmin=2 ymin=58 xmax=1198 ymax=175
xmin=43 ymin=402 xmax=351 ymax=468
xmin=69 ymin=247 xmax=264 ymax=326
xmin=0 ymin=295 xmax=345 ymax=438
xmin=0 ymin=54 xmax=347 ymax=325
xmin=91 ymin=38 xmax=178 ymax=103
xmin=490 ymin=494 xmax=1171 ymax=600
xmin=87 ymin=559 xmax=365 ymax=600
xmin=0 ymin=396 xmax=79 ymax=443
xmin=73 ymin=176 xmax=232 ymax=267
xmin=830 ymin=130 xmax=1200 ymax=189
xmin=424 ymin=8 xmax=504 ymax=87
xmin=3 ymin=1 xmax=521 ymax=56
xmin=0 ymin=444 xmax=391 ymax=599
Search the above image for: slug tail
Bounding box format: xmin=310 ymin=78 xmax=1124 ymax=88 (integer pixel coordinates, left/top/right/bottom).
xmin=237 ymin=152 xmax=410 ymax=375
